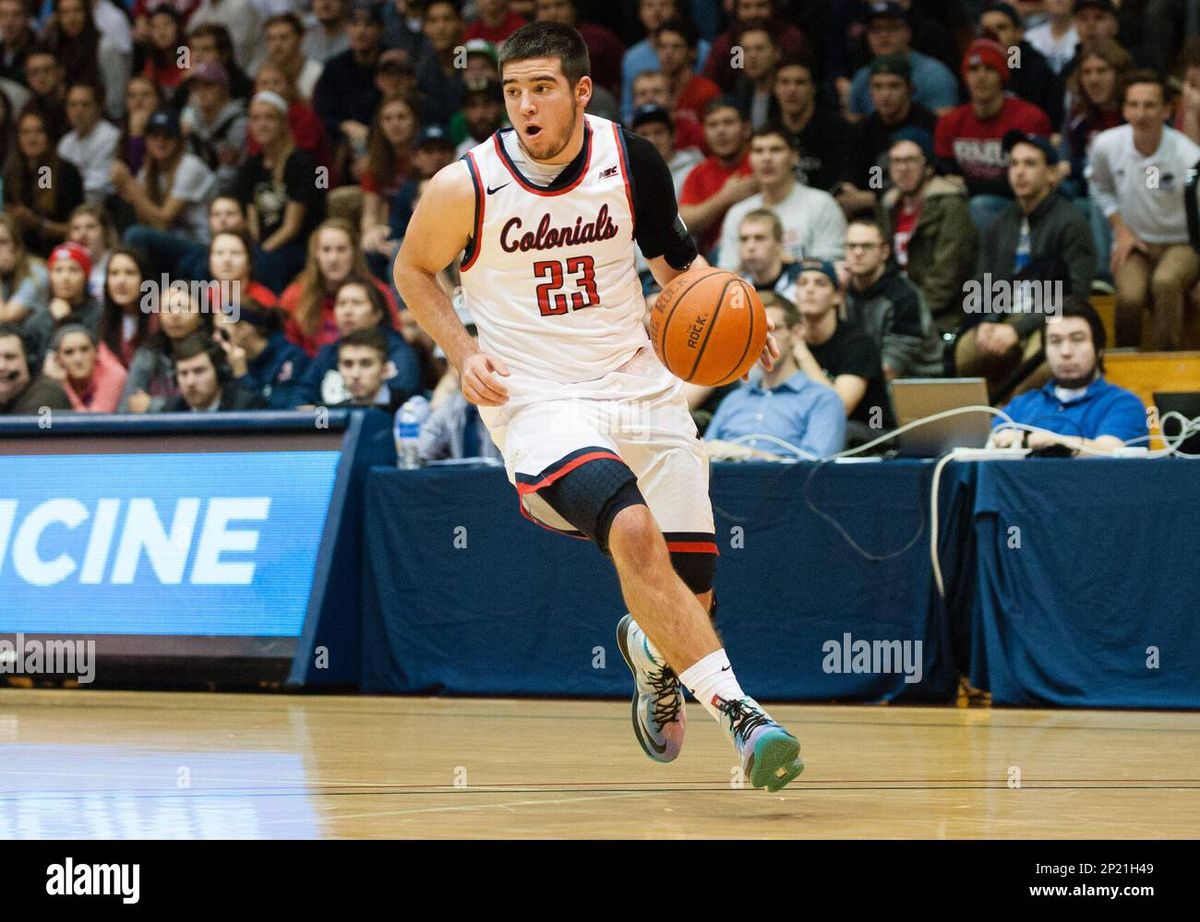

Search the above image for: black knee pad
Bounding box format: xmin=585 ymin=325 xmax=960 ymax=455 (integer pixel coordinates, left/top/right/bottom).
xmin=668 ymin=548 xmax=716 ymax=594
xmin=539 ymin=456 xmax=646 ymax=554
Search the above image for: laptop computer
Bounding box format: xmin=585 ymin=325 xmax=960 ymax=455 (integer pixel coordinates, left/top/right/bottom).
xmin=890 ymin=378 xmax=993 ymax=457
xmin=1153 ymin=392 xmax=1200 ymax=454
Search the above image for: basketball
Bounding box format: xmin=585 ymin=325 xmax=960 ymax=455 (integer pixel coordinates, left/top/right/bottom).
xmin=649 ymin=268 xmax=768 ymax=387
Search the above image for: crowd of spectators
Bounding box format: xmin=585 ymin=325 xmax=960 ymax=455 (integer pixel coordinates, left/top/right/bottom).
xmin=1 ymin=0 xmax=1193 ymax=458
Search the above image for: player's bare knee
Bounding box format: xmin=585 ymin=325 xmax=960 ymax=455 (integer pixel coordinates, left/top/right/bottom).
xmin=608 ymin=505 xmax=669 ymax=569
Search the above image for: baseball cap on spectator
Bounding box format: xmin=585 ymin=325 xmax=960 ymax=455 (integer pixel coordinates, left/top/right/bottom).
xmin=464 ymin=38 xmax=499 ymax=68
xmin=863 ymin=2 xmax=907 ymax=24
xmin=377 ymin=48 xmax=414 ymax=74
xmin=352 ymin=0 xmax=384 ymax=24
xmin=1073 ymin=0 xmax=1116 ymax=14
xmin=890 ymin=125 xmax=935 ymax=162
xmin=632 ymin=104 xmax=672 ymax=130
xmin=146 ymin=108 xmax=182 ymax=138
xmin=192 ymin=62 xmax=229 ymax=88
xmin=868 ymin=54 xmax=911 ymax=82
xmin=463 ymin=76 xmax=503 ymax=103
xmin=49 ymin=241 xmax=93 ymax=278
xmin=414 ymin=125 xmax=454 ymax=149
xmin=962 ymin=37 xmax=1010 ymax=84
xmin=1001 ymin=128 xmax=1059 ymax=165
xmin=981 ymin=2 xmax=1022 ymax=26
xmin=797 ymin=258 xmax=839 ymax=288
xmin=236 ymin=300 xmax=284 ymax=332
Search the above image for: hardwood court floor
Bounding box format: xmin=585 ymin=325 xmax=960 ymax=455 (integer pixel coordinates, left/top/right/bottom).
xmin=0 ymin=689 xmax=1196 ymax=839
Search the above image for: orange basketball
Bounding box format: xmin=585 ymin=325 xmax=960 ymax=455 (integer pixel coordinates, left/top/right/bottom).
xmin=649 ymin=268 xmax=768 ymax=386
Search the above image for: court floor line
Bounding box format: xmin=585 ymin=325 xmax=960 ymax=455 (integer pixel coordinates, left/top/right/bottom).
xmin=1 ymin=783 xmax=1196 ymax=804
xmin=3 ymin=700 xmax=1197 ymax=738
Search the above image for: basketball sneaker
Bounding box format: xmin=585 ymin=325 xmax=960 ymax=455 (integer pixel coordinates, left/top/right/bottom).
xmin=615 ymin=614 xmax=685 ymax=763
xmin=715 ymin=696 xmax=804 ymax=792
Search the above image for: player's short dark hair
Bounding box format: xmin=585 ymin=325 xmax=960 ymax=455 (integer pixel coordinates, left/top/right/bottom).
xmin=338 ymin=327 xmax=389 ymax=363
xmin=655 ymin=17 xmax=700 ymax=51
xmin=499 ymin=21 xmax=590 ymax=87
xmin=1123 ymin=69 xmax=1173 ymax=105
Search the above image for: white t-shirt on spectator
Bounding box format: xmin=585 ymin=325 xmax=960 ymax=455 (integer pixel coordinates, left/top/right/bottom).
xmin=57 ymin=120 xmax=121 ymax=203
xmin=717 ymin=181 xmax=848 ymax=270
xmin=139 ymin=152 xmax=217 ymax=243
xmin=1087 ymin=123 xmax=1200 ymax=244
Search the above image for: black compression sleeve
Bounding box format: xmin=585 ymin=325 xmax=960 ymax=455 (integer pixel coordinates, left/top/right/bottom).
xmin=621 ymin=129 xmax=699 ymax=271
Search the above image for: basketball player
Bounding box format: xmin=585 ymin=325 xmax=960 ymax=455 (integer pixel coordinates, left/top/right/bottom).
xmin=394 ymin=21 xmax=804 ymax=791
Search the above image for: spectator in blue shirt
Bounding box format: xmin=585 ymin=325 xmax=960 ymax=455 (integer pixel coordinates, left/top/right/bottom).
xmin=215 ymin=300 xmax=309 ymax=410
xmin=705 ymin=291 xmax=846 ymax=459
xmin=847 ymin=3 xmax=960 ymax=120
xmin=295 ymin=276 xmax=419 ymax=411
xmin=992 ymin=297 xmax=1147 ymax=453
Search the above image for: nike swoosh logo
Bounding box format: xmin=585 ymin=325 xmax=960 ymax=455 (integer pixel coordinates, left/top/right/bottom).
xmin=486 ymin=182 xmax=510 ymax=195
xmin=721 ymin=665 xmax=731 ymax=671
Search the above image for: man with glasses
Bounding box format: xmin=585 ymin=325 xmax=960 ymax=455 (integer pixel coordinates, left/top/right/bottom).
xmin=843 ymin=216 xmax=944 ymax=379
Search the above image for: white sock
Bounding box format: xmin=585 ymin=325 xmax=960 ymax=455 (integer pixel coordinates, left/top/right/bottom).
xmin=678 ymin=649 xmax=746 ymax=722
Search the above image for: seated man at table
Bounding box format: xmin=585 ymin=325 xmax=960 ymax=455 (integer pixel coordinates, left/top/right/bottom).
xmin=991 ymin=298 xmax=1147 ymax=454
xmin=704 ymin=291 xmax=846 ymax=460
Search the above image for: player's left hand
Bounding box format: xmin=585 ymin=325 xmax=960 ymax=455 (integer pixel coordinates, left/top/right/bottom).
xmin=744 ymin=316 xmax=780 ymax=380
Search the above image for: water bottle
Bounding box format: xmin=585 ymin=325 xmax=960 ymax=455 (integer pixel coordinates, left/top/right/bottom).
xmin=394 ymin=396 xmax=430 ymax=469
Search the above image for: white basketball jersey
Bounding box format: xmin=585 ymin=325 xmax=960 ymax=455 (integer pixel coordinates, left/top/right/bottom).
xmin=458 ymin=115 xmax=648 ymax=385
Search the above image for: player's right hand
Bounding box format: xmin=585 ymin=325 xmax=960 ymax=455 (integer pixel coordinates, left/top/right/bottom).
xmin=460 ymin=352 xmax=511 ymax=407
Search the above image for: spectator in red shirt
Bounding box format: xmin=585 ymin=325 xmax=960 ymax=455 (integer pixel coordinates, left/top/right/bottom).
xmin=42 ymin=322 xmax=127 ymax=412
xmin=280 ymin=218 xmax=401 ymax=356
xmin=678 ymin=98 xmax=758 ymax=258
xmin=704 ymin=0 xmax=810 ymax=94
xmin=464 ymin=0 xmax=526 ymax=45
xmin=655 ymin=18 xmax=720 ymax=142
xmin=532 ymin=0 xmax=624 ymax=94
xmin=935 ymin=37 xmax=1051 ymax=233
xmin=630 ymin=70 xmax=705 ymax=152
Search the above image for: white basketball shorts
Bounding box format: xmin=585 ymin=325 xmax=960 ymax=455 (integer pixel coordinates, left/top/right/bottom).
xmin=477 ymin=346 xmax=716 ymax=548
